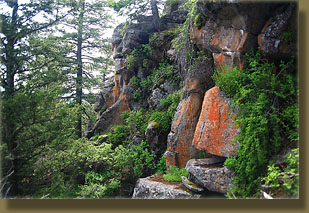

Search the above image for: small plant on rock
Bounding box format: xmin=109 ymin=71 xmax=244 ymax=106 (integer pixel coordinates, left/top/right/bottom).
xmin=163 ymin=166 xmax=189 ymax=182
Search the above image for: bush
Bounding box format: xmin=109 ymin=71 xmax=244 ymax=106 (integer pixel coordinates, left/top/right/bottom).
xmin=114 ymin=140 xmax=157 ymax=179
xmin=155 ymin=154 xmax=167 ymax=174
xmin=121 ymin=109 xmax=148 ymax=135
xmin=262 ymin=148 xmax=299 ymax=198
xmin=107 ymin=125 xmax=129 ymax=147
xmin=148 ymin=111 xmax=171 ymax=132
xmin=77 ymin=172 xmax=121 ymax=198
xmin=163 ymin=166 xmax=188 ymax=182
xmin=214 ymin=50 xmax=298 ymax=198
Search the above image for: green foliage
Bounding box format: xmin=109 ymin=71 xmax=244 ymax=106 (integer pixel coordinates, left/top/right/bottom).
xmin=159 ymin=90 xmax=182 ymax=117
xmin=126 ymin=48 xmax=140 ymax=69
xmin=130 ymin=76 xmax=141 ymax=89
xmin=107 ymin=125 xmax=129 ymax=147
xmin=121 ymin=109 xmax=149 ymax=135
xmin=172 ymin=0 xmax=197 ymax=51
xmin=163 ymin=166 xmax=188 ymax=182
xmin=194 ymin=12 xmax=206 ymax=29
xmin=262 ymin=148 xmax=299 ymax=197
xmin=114 ymin=140 xmax=157 ymax=179
xmin=148 ymin=111 xmax=171 ymax=132
xmin=32 ymin=135 xmax=160 ymax=198
xmin=214 ymin=50 xmax=298 ymax=198
xmin=278 ymin=30 xmax=295 ymax=44
xmin=126 ymin=44 xmax=153 ymax=69
xmin=140 ymin=60 xmax=179 ymax=93
xmin=107 ymin=0 xmax=164 ymax=22
xmin=155 ymin=154 xmax=167 ymax=174
xmin=142 ymin=44 xmax=152 ymax=56
xmin=77 ymin=172 xmax=121 ymax=198
xmin=212 ymin=65 xmax=247 ymax=98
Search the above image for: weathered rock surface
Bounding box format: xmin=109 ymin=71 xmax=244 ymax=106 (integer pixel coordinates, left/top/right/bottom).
xmin=145 ymin=121 xmax=166 ymax=155
xmin=132 ymin=176 xmax=200 ymax=199
xmin=192 ymin=87 xmax=239 ymax=157
xmin=191 ymin=2 xmax=281 ymax=69
xmin=186 ymin=159 xmax=234 ymax=194
xmin=165 ymin=51 xmax=214 ymax=169
xmin=165 ymin=92 xmax=203 ymax=169
xmin=258 ymin=3 xmax=297 ymax=59
xmin=181 ymin=176 xmax=204 ymax=193
xmin=149 ymin=80 xmax=177 ymax=109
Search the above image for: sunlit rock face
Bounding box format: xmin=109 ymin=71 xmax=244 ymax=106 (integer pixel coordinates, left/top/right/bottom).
xmin=192 ymin=86 xmax=239 ymax=158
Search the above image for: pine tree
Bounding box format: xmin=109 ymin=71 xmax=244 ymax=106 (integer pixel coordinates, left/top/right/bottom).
xmin=58 ymin=0 xmax=112 ymax=138
xmin=108 ymin=0 xmax=162 ymax=30
xmin=0 ymin=0 xmax=72 ymax=196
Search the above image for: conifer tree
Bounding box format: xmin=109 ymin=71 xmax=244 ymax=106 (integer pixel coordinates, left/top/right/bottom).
xmin=58 ymin=0 xmax=112 ymax=137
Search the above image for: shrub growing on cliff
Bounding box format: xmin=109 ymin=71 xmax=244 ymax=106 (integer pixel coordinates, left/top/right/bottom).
xmin=163 ymin=166 xmax=188 ymax=182
xmin=213 ymin=50 xmax=298 ymax=198
xmin=262 ymin=148 xmax=299 ymax=198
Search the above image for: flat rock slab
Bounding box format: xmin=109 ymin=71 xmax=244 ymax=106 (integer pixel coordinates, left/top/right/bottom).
xmin=132 ymin=176 xmax=201 ymax=199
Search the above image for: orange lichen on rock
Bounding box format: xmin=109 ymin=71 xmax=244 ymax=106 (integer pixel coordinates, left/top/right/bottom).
xmin=166 ymin=93 xmax=203 ymax=168
xmin=257 ymin=34 xmax=262 ymax=47
xmin=237 ymin=31 xmax=248 ymax=52
xmin=113 ymin=75 xmax=120 ymax=102
xmin=213 ymin=53 xmax=224 ymax=68
xmin=192 ymin=87 xmax=239 ymax=157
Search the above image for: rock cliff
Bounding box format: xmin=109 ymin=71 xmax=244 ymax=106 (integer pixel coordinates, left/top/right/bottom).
xmin=86 ymin=0 xmax=297 ymax=198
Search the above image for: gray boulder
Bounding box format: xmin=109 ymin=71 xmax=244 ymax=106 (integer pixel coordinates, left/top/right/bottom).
xmin=185 ymin=159 xmax=234 ymax=194
xmin=132 ymin=176 xmax=201 ymax=199
xmin=181 ymin=176 xmax=205 ymax=193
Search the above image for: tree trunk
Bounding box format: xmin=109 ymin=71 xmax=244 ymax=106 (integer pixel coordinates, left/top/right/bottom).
xmin=151 ymin=0 xmax=160 ymax=31
xmin=3 ymin=0 xmax=19 ymax=197
xmin=75 ymin=0 xmax=85 ymax=138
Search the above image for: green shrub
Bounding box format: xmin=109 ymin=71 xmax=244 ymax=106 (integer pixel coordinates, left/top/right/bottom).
xmin=77 ymin=172 xmax=121 ymax=198
xmin=107 ymin=125 xmax=129 ymax=147
xmin=130 ymin=76 xmax=141 ymax=89
xmin=163 ymin=166 xmax=188 ymax=182
xmin=214 ymin=50 xmax=298 ymax=198
xmin=140 ymin=60 xmax=179 ymax=93
xmin=194 ymin=12 xmax=206 ymax=29
xmin=114 ymin=140 xmax=157 ymax=179
xmin=155 ymin=154 xmax=167 ymax=174
xmin=160 ymin=90 xmax=182 ymax=110
xmin=148 ymin=111 xmax=171 ymax=132
xmin=278 ymin=30 xmax=295 ymax=44
xmin=262 ymin=148 xmax=299 ymax=197
xmin=212 ymin=65 xmax=247 ymax=98
xmin=121 ymin=109 xmax=148 ymax=135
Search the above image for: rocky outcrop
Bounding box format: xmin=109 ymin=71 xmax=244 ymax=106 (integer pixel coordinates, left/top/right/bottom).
xmin=192 ymin=86 xmax=239 ymax=157
xmin=132 ymin=176 xmax=201 ymax=199
xmin=145 ymin=121 xmax=167 ymax=155
xmin=191 ymin=2 xmax=281 ymax=69
xmin=90 ymin=1 xmax=297 ymax=198
xmin=165 ymin=92 xmax=203 ymax=169
xmin=186 ymin=159 xmax=234 ymax=194
xmin=165 ymin=49 xmax=214 ymax=169
xmin=149 ymin=80 xmax=177 ymax=109
xmin=258 ymin=3 xmax=297 ymax=59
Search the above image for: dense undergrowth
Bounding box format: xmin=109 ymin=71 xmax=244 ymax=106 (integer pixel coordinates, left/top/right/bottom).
xmin=20 ymin=86 xmax=183 ymax=198
xmin=213 ymin=50 xmax=298 ymax=198
xmin=1 ymin=0 xmax=298 ymax=199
